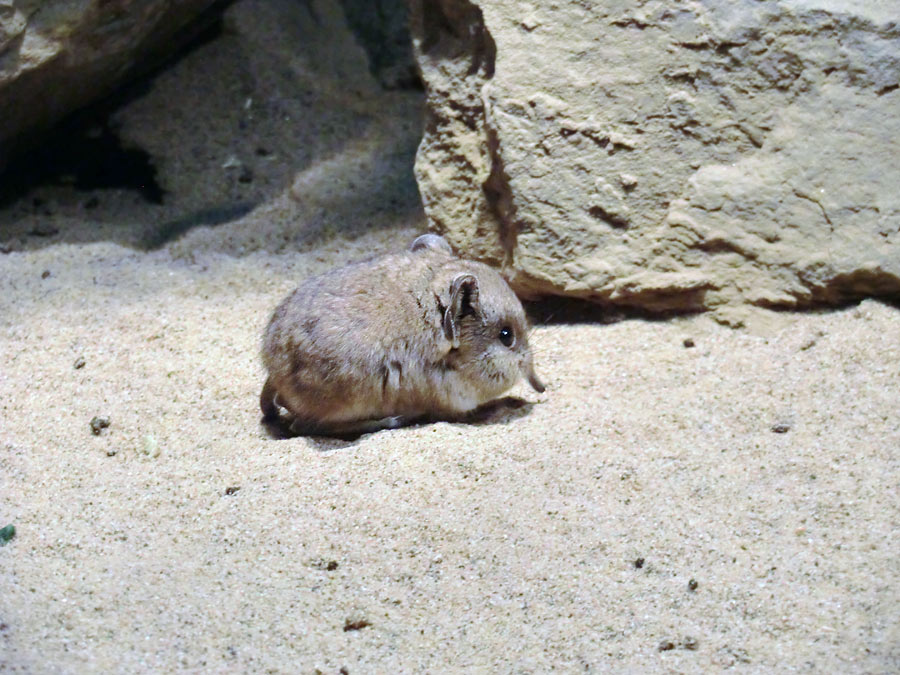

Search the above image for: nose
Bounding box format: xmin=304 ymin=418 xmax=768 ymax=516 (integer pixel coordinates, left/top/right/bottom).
xmin=523 ymin=357 xmax=546 ymax=393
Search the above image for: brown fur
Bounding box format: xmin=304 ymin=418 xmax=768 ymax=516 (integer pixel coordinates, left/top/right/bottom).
xmin=260 ymin=234 xmax=544 ymax=436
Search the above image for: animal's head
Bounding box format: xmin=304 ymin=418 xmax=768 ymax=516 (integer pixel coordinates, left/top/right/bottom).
xmin=442 ymin=265 xmax=545 ymax=399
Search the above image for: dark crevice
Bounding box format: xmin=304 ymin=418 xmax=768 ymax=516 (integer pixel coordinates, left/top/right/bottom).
xmin=526 ymin=295 xmax=707 ymax=325
xmin=715 ymin=41 xmax=745 ymax=54
xmin=610 ymin=18 xmax=651 ymax=30
xmin=695 ymin=238 xmax=759 ymax=260
xmin=483 ymin=123 xmax=517 ymax=267
xmin=420 ymin=0 xmax=460 ymax=53
xmin=0 ymin=0 xmax=235 ymax=208
xmin=418 ymin=0 xmax=495 ymax=79
xmin=677 ymin=40 xmax=715 ymax=51
xmin=795 ymin=269 xmax=900 ymax=307
xmin=468 ymin=19 xmax=496 ymax=78
xmin=587 ymin=205 xmax=628 ymax=229
xmin=339 ymin=0 xmax=422 ymax=89
xmin=0 ymin=121 xmax=164 ymax=206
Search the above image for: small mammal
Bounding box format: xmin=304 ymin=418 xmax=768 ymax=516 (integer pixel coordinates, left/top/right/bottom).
xmin=260 ymin=233 xmax=545 ymax=436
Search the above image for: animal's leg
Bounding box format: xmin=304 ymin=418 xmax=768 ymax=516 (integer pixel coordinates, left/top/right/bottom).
xmin=289 ymin=415 xmax=411 ymax=438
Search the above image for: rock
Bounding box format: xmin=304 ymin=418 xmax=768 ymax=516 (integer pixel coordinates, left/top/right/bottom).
xmin=0 ymin=0 xmax=220 ymax=169
xmin=408 ymin=0 xmax=900 ymax=313
xmin=90 ymin=416 xmax=110 ymax=436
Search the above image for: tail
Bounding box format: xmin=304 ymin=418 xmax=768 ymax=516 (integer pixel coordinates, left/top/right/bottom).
xmin=260 ymin=377 xmax=279 ymax=420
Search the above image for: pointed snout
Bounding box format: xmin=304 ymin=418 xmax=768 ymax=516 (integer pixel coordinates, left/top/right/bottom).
xmin=522 ymin=356 xmax=546 ymax=393
xmin=528 ymin=371 xmax=546 ymax=393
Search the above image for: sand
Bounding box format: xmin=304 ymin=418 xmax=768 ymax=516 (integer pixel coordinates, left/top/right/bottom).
xmin=2 ymin=0 xmax=899 ymax=671
xmin=2 ymin=235 xmax=899 ymax=672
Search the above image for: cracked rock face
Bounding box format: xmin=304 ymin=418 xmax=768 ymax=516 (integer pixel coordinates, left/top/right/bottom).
xmin=408 ymin=0 xmax=900 ymax=316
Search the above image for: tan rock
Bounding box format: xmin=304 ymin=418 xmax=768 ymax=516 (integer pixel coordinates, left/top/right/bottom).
xmin=408 ymin=0 xmax=900 ymax=314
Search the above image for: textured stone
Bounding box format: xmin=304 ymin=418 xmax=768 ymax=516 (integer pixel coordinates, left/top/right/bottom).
xmin=408 ymin=0 xmax=900 ymax=315
xmin=0 ymin=0 xmax=218 ymax=168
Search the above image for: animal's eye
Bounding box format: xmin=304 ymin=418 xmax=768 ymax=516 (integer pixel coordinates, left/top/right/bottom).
xmin=498 ymin=326 xmax=515 ymax=347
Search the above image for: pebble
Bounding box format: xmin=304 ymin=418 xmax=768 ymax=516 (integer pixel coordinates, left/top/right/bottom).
xmin=90 ymin=416 xmax=111 ymax=435
xmin=343 ymin=619 xmax=370 ymax=632
xmin=0 ymin=524 xmax=15 ymax=544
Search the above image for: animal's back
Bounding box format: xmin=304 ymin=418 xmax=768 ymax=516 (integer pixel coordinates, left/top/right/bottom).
xmin=261 ymin=249 xmax=449 ymax=426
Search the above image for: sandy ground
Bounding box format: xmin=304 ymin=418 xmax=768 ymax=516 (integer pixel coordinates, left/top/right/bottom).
xmin=2 ymin=230 xmax=899 ymax=672
xmin=2 ymin=0 xmax=899 ymax=672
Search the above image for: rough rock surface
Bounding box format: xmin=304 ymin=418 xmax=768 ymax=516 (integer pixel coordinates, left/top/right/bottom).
xmin=408 ymin=0 xmax=900 ymax=317
xmin=0 ymin=0 xmax=424 ymax=255
xmin=0 ymin=0 xmax=218 ymax=168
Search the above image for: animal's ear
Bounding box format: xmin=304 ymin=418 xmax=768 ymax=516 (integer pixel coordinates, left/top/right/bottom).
xmin=443 ymin=273 xmax=480 ymax=348
xmin=410 ymin=233 xmax=452 ymax=253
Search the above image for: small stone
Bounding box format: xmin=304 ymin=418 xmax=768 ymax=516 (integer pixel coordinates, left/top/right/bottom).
xmin=658 ymin=640 xmax=676 ymax=651
xmin=41 ymin=270 xmax=50 ymax=279
xmin=521 ymin=14 xmax=540 ymax=31
xmin=343 ymin=618 xmax=370 ymax=632
xmin=310 ymin=558 xmax=339 ymax=571
xmin=683 ymin=337 xmax=695 ymax=348
xmin=682 ymin=636 xmax=699 ymax=650
xmin=224 ymin=486 xmax=241 ymax=496
xmin=688 ymin=578 xmax=699 ymax=591
xmin=142 ymin=434 xmax=159 ymax=457
xmin=771 ymin=422 xmax=791 ymax=433
xmin=634 ymin=557 xmax=645 ymax=569
xmin=0 ymin=524 xmax=15 ymax=544
xmin=238 ymin=167 xmax=254 ymax=183
xmin=800 ymin=330 xmax=825 ymax=350
xmin=106 ymin=449 xmax=118 ymax=457
xmin=90 ymin=416 xmax=111 ymax=435
xmin=73 ymin=356 xmax=86 ymax=369
xmin=619 ymin=173 xmax=639 ymax=190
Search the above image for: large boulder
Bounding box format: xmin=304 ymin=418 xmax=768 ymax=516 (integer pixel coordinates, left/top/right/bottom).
xmin=0 ymin=0 xmax=218 ymax=168
xmin=408 ymin=0 xmax=900 ymax=316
